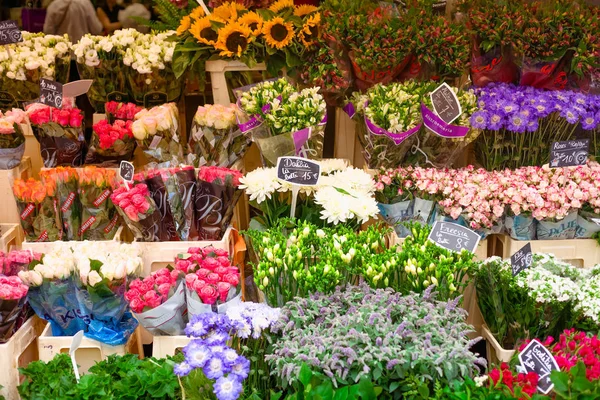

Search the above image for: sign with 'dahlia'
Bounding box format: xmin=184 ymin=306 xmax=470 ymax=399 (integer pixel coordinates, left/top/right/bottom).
xmin=511 ymin=243 xmax=533 ymax=276
xmin=276 ymin=156 xmax=320 ymax=186
xmin=39 ymin=78 xmax=63 ymax=109
xmin=0 ymin=20 xmax=23 ymax=45
xmin=518 ymin=339 xmax=559 ymax=394
xmin=430 ymin=83 xmax=462 ymax=124
xmin=427 ymin=221 xmax=481 ymax=253
xmin=550 ymin=139 xmax=589 ymax=168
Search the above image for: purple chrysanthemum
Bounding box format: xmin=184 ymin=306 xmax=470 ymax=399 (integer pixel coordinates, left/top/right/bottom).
xmin=507 ymin=115 xmax=527 ymax=133
xmin=581 ymin=112 xmax=598 ymax=130
xmin=487 ymin=113 xmax=503 ymax=130
xmin=203 ymin=355 xmax=228 ymax=380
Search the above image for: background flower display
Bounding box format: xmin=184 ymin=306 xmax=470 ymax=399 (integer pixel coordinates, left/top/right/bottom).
xmin=0 ymin=108 xmax=27 ymax=169
xmin=132 ymin=103 xmax=184 ymax=164
xmin=85 ymin=119 xmax=136 ymax=166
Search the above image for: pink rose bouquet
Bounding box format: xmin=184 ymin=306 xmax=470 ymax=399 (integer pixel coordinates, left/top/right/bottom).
xmin=0 ymin=250 xmax=42 ymax=276
xmin=0 ymin=108 xmax=27 ymax=169
xmin=125 ymin=267 xmax=186 ymax=335
xmin=0 ymin=275 xmax=29 ymax=343
xmin=85 ymin=119 xmax=136 ymax=166
xmin=26 ymin=102 xmax=86 ymax=167
xmin=105 ymin=101 xmax=143 ymax=122
xmin=111 ymin=183 xmax=162 ymax=242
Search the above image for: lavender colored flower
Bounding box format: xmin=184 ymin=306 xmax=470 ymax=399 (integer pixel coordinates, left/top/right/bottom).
xmin=470 ymin=111 xmax=488 ymax=129
xmin=184 ymin=340 xmax=212 ymax=369
xmin=487 ymin=112 xmax=504 ymax=130
xmin=204 ymin=355 xmax=228 ymax=380
xmin=582 ymin=112 xmax=598 ymax=131
xmin=213 ymin=374 xmax=243 ymax=400
xmin=174 ymin=361 xmax=193 ymax=377
xmin=230 ymin=356 xmax=251 ymax=380
xmin=220 ymin=347 xmax=240 ymax=367
xmin=560 ymin=108 xmax=579 ymax=124
xmin=508 ymin=115 xmax=527 ymax=133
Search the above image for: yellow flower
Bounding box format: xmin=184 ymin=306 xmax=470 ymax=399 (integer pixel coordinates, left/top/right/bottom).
xmin=190 ymin=6 xmax=205 ymax=20
xmin=263 ymin=17 xmax=294 ymax=49
xmin=212 ymin=2 xmax=244 ymax=22
xmin=177 ymin=15 xmax=191 ymax=36
xmin=299 ymin=12 xmax=320 ymax=47
xmin=294 ymin=5 xmax=318 ymax=17
xmin=238 ymin=11 xmax=263 ymax=36
xmin=190 ymin=16 xmax=219 ymax=46
xmin=269 ymin=0 xmax=294 ymax=14
xmin=215 ymin=22 xmax=251 ymax=57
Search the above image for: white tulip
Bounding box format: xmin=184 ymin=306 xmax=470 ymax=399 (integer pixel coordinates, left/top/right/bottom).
xmin=88 ymin=271 xmax=103 ymax=287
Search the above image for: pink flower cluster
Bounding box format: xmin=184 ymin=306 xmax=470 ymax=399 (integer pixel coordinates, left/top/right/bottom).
xmin=111 ymin=183 xmax=152 ymax=222
xmin=177 ymin=246 xmax=240 ymax=305
xmin=93 ymin=119 xmax=134 ymax=150
xmin=125 ymin=268 xmax=181 ymax=313
xmin=0 ymin=275 xmax=28 ymax=300
xmin=198 ymin=166 xmax=242 ymax=187
xmin=376 ymin=162 xmax=600 ymax=229
xmin=105 ymin=101 xmax=143 ymax=121
xmin=26 ymin=103 xmax=84 ymax=128
xmin=0 ymin=109 xmax=27 ymax=134
xmin=0 ymin=250 xmax=41 ymax=276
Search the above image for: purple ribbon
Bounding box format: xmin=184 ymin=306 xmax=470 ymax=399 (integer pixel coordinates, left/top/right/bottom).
xmin=343 ymin=103 xmax=356 ymax=118
xmin=293 ymin=127 xmax=311 ymax=155
xmin=421 ymin=104 xmax=469 ymax=138
xmin=319 ymin=113 xmax=328 ymax=126
xmin=364 ymin=107 xmax=420 ymax=145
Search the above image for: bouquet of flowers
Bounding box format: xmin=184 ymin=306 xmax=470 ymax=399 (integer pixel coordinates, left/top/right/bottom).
xmin=0 ymin=108 xmax=27 ymax=169
xmin=41 ymin=167 xmax=81 ymax=240
xmin=77 ymin=167 xmax=121 ymax=240
xmin=137 ymin=169 xmax=179 ymax=241
xmin=111 ymin=182 xmax=162 ymax=242
xmin=195 ymin=166 xmax=242 ymax=240
xmin=75 ymin=243 xmax=142 ymax=344
xmin=12 ymin=178 xmax=63 ymax=242
xmin=26 ymin=103 xmax=86 ymax=168
xmin=132 ymin=103 xmax=184 ymax=164
xmin=18 ymin=246 xmax=88 ymax=335
xmin=125 ymin=267 xmax=186 ymax=335
xmin=0 ymin=32 xmax=71 ymax=108
xmin=187 ymin=103 xmax=250 ymax=168
xmin=85 ymin=119 xmax=136 ymax=166
xmin=0 ymin=275 xmax=29 ymax=343
xmin=177 ymin=246 xmax=241 ymax=315
xmin=104 ymin=101 xmax=143 ymax=122
xmin=0 ymin=250 xmax=41 ymax=277
xmin=165 ymin=166 xmax=197 ymax=241
xmin=73 ymin=30 xmax=139 ymax=113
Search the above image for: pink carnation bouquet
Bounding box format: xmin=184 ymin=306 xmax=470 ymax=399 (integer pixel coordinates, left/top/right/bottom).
xmin=0 ymin=275 xmax=29 ymax=343
xmin=85 ymin=119 xmax=136 ymax=166
xmin=111 ymin=183 xmax=161 ymax=242
xmin=0 ymin=250 xmax=42 ymax=276
xmin=0 ymin=108 xmax=27 ymax=169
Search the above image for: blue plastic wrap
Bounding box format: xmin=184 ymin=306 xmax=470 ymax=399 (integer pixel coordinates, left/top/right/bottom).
xmin=84 ymin=312 xmax=138 ymax=345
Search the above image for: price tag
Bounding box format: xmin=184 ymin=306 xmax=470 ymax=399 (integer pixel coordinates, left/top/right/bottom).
xmin=429 ymin=83 xmax=462 ymax=124
xmin=427 ymin=221 xmax=480 ymax=253
xmin=518 ymin=339 xmax=559 ymax=394
xmin=510 ymin=243 xmax=533 ymax=276
xmin=39 ymin=78 xmax=63 ymax=108
xmin=550 ymin=139 xmax=589 ymax=168
xmin=143 ymin=91 xmax=168 ymax=108
xmin=276 ymin=156 xmax=321 ymax=186
xmin=0 ymin=20 xmax=23 ymax=45
xmin=119 ymin=161 xmax=134 ymax=183
xmin=106 ymin=91 xmax=129 ymax=103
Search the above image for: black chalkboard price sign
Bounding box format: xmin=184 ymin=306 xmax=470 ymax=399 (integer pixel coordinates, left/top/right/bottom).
xmin=511 ymin=243 xmax=533 ymax=276
xmin=550 ymin=139 xmax=589 ymax=168
xmin=430 ymin=83 xmax=462 ymax=124
xmin=143 ymin=92 xmax=168 ymax=108
xmin=518 ymin=339 xmax=559 ymax=394
xmin=0 ymin=20 xmax=23 ymax=45
xmin=39 ymin=78 xmax=63 ymax=109
xmin=119 ymin=161 xmax=134 ymax=182
xmin=427 ymin=221 xmax=481 ymax=253
xmin=277 ymin=157 xmax=321 ymax=186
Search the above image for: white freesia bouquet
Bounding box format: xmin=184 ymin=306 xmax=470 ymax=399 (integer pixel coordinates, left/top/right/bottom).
xmin=239 ymin=161 xmax=378 ymax=228
xmin=238 ymin=78 xmax=295 ymax=119
xmin=0 ymin=32 xmax=71 ymax=107
xmin=132 ymin=102 xmax=184 ymax=164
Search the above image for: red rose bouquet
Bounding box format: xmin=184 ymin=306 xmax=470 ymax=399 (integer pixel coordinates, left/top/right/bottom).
xmin=0 ymin=108 xmax=27 ymax=169
xmin=12 ymin=178 xmax=63 ymax=242
xmin=26 ymin=102 xmax=86 ymax=167
xmin=105 ymin=101 xmax=143 ymax=122
xmin=111 ymin=182 xmax=162 ymax=242
xmin=125 ymin=267 xmax=186 ymax=335
xmin=0 ymin=275 xmax=29 ymax=342
xmin=85 ymin=119 xmax=136 ymax=166
xmin=194 ymin=166 xmax=243 ymax=240
xmin=77 ymin=167 xmax=121 ymax=240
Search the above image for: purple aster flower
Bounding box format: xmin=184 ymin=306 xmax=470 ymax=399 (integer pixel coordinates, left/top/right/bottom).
xmin=205 ymin=330 xmax=230 ymax=346
xmin=470 ymin=111 xmax=488 ymax=129
xmin=230 ymin=356 xmax=250 ymax=380
xmin=581 ymin=112 xmax=598 ymax=130
xmin=204 ymin=355 xmax=228 ymax=380
xmin=508 ymin=115 xmax=527 ymax=133
xmin=214 ymin=374 xmax=243 ymax=400
xmin=220 ymin=347 xmax=240 ymax=367
xmin=183 ymin=340 xmax=212 ymax=369
xmin=526 ymin=119 xmax=539 ymax=132
xmin=560 ymin=108 xmax=579 ymax=124
xmin=499 ymin=100 xmax=518 ymax=114
xmin=186 ymin=318 xmax=209 ymax=337
xmin=533 ymin=103 xmax=552 ymax=118
xmin=488 ymin=113 xmax=503 ymax=130
xmin=174 ymin=361 xmax=193 ymax=377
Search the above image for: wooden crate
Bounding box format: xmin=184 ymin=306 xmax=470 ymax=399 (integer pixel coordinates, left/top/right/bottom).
xmin=205 ymin=60 xmax=267 ymax=105
xmin=0 ymin=223 xmax=21 ymax=252
xmin=151 ymin=335 xmax=191 ymax=359
xmin=482 ymin=325 xmax=516 ymax=364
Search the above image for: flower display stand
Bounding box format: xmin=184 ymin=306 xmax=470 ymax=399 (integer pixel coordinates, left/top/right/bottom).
xmin=493 ymin=234 xmax=600 ymax=268
xmin=0 ymin=223 xmax=21 ymax=252
xmin=481 ymin=325 xmax=516 ymax=364
xmin=0 ymin=156 xmax=33 ymax=224
xmin=205 ymin=60 xmax=267 ymax=106
xmin=151 ymin=335 xmax=191 ymax=358
xmin=20 ymin=122 xmax=42 ymax=178
xmin=20 ymin=226 xmax=124 ymax=253
xmin=38 ymin=324 xmax=142 ymax=374
xmin=0 ymin=317 xmax=46 ymax=400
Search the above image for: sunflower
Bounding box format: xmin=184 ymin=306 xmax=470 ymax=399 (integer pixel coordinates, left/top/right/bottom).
xmin=263 ymin=17 xmax=294 ymax=49
xmin=177 ymin=15 xmax=191 ymax=36
xmin=189 ymin=6 xmax=205 ymax=20
xmin=294 ymin=5 xmax=318 ymax=17
xmin=299 ymin=12 xmax=320 ymax=47
xmin=190 ymin=16 xmax=219 ymax=46
xmin=212 ymin=2 xmax=244 ymax=22
xmin=269 ymin=0 xmax=294 ymax=14
xmin=215 ymin=22 xmax=251 ymax=57
xmin=238 ymin=12 xmax=264 ymax=36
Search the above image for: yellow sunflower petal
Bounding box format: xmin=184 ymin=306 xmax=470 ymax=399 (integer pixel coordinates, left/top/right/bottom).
xmin=215 ymin=21 xmax=251 ymax=58
xmin=177 ymin=15 xmax=192 ymax=36
xmin=190 ymin=6 xmax=205 ymax=20
xmin=190 ymin=16 xmax=219 ymax=46
xmin=294 ymin=5 xmax=318 ymax=17
xmin=212 ymin=2 xmax=242 ymax=22
xmin=238 ymin=11 xmax=264 ymax=36
xmin=263 ymin=17 xmax=295 ymax=50
xmin=269 ymin=0 xmax=294 ymax=14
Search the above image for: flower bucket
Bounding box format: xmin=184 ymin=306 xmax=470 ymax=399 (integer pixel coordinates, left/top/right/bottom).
xmin=505 ymin=213 xmax=537 ymax=241
xmin=536 ymin=211 xmax=578 ymax=240
xmin=576 ymin=211 xmax=600 ymax=239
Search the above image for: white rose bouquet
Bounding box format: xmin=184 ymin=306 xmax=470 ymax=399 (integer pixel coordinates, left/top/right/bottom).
xmin=132 ymin=102 xmax=184 ymax=164
xmin=18 ymin=246 xmax=89 ymax=336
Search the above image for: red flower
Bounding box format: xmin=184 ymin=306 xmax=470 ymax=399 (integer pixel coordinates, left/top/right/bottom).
xmin=489 ymin=368 xmax=501 ymax=384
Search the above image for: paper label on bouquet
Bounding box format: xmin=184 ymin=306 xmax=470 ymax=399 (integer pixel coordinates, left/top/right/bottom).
xmin=144 ymin=91 xmax=168 ymax=108
xmin=518 ymin=339 xmax=559 ymax=394
xmin=343 ymin=103 xmax=356 ymax=118
xmin=430 ymin=83 xmax=462 ymax=124
xmin=238 ymin=116 xmax=262 ymax=133
xmin=365 ymin=113 xmax=420 ymax=145
xmin=0 ymin=91 xmax=17 ymax=108
xmin=428 ymin=221 xmax=480 ymax=253
xmin=106 ymin=91 xmax=129 ymax=103
xmin=550 ymin=139 xmax=589 ymax=168
xmin=421 ymin=104 xmax=469 ymax=138
xmin=510 ymin=243 xmax=532 ymax=276
xmin=277 ymin=156 xmax=320 ymax=186
xmin=63 ymin=80 xmax=92 ymax=98
xmin=293 ymin=128 xmax=311 ymax=156
xmin=149 ymin=135 xmax=162 ymax=149
xmin=119 ymin=161 xmax=134 ymax=183
xmin=0 ymin=20 xmax=23 ymax=45
xmin=40 ymin=78 xmax=63 ymax=108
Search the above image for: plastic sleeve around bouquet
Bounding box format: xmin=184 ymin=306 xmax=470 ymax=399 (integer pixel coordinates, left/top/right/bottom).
xmin=519 ymin=55 xmax=570 ymax=91
xmin=348 ymin=50 xmax=410 ymax=91
xmin=15 ymin=198 xmax=63 ymax=242
xmin=537 ymin=212 xmax=578 ymax=240
xmin=77 ymin=60 xmax=127 ymax=114
xmin=576 ymin=210 xmax=600 ymax=238
xmin=254 ymin=123 xmax=326 ymax=167
xmin=57 ymin=177 xmax=82 ymax=241
xmin=470 ymin=44 xmax=519 ymax=88
xmin=84 ymin=131 xmax=136 ymax=167
xmin=133 ymin=280 xmax=186 ymax=336
xmin=0 ymin=123 xmax=25 ymax=169
xmin=128 ymin=67 xmax=183 ymax=106
xmin=78 ymin=185 xmax=120 ymax=240
xmin=187 ymin=123 xmax=250 ymax=168
xmin=28 ymin=277 xmax=90 ymax=336
xmin=32 ymin=123 xmax=87 ymax=168
xmin=145 ymin=173 xmax=179 ymax=241
xmin=194 ymin=181 xmax=241 ymax=241
xmin=162 ymin=168 xmax=196 ymax=241
xmin=0 ymin=297 xmax=26 ymax=343
xmin=185 ymin=286 xmax=241 ymax=317
xmin=114 ymin=194 xmax=162 ymax=242
xmin=139 ymin=128 xmax=184 ymax=165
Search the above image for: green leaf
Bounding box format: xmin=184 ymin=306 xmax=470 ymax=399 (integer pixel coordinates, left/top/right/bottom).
xmin=573 ymin=376 xmax=594 ymax=392
xmin=333 ymin=386 xmax=349 ymax=400
xmin=550 ymin=370 xmax=570 ymax=394
xmin=299 ymin=364 xmax=313 ymax=387
xmin=89 ymin=259 xmax=103 ymax=272
xmin=357 ymin=377 xmax=377 ymax=399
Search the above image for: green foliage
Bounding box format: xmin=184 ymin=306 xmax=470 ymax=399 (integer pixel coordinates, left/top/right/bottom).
xmin=434 ymin=378 xmax=549 ymax=400
xmin=552 ymin=362 xmax=600 ymax=399
xmin=141 ymin=0 xmax=193 ymax=31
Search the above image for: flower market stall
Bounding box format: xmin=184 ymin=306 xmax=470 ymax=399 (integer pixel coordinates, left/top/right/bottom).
xmin=3 ymin=0 xmax=600 ymax=399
